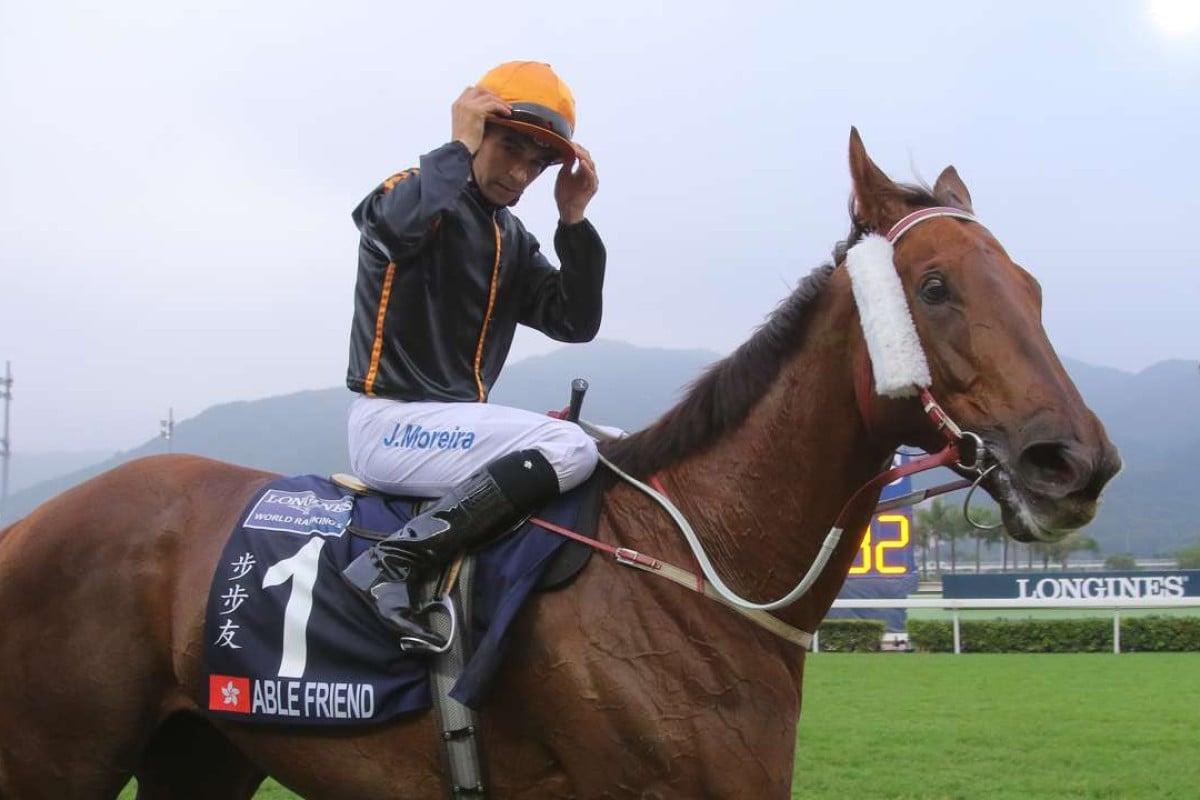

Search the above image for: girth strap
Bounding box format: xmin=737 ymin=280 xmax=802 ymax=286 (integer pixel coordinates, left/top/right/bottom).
xmin=429 ymin=556 xmax=487 ymax=797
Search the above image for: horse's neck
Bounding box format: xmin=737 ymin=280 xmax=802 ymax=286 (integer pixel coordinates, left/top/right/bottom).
xmin=632 ymin=285 xmax=891 ymax=631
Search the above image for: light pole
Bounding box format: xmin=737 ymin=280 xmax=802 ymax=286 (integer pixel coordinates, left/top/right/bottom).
xmin=160 ymin=407 xmax=174 ymax=454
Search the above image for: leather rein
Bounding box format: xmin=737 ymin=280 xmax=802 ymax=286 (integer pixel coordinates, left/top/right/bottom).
xmin=531 ymin=206 xmax=994 ymax=649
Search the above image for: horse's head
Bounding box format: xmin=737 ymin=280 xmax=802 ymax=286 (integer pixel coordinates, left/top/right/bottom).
xmin=847 ymin=129 xmax=1121 ymax=543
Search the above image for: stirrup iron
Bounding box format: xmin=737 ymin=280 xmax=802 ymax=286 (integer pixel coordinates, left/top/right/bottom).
xmin=398 ymin=595 xmax=457 ymax=656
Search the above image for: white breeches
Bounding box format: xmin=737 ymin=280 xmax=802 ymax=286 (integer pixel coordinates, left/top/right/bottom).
xmin=347 ymin=395 xmax=602 ymax=497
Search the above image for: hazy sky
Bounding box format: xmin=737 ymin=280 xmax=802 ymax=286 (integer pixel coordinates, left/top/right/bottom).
xmin=2 ymin=0 xmax=1198 ymax=452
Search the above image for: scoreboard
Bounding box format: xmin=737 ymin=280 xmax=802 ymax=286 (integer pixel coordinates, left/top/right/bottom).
xmin=848 ymin=513 xmax=912 ymax=576
xmin=827 ymin=453 xmax=918 ymax=632
xmin=846 ymin=454 xmax=914 ymax=579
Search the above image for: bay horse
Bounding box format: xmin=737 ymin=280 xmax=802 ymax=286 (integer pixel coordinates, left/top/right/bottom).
xmin=0 ymin=130 xmax=1119 ymax=799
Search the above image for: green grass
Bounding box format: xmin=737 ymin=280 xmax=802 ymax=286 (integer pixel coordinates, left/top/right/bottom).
xmin=119 ymin=778 xmax=294 ymax=799
xmin=794 ymin=653 xmax=1200 ymax=799
xmin=120 ymin=654 xmax=1200 ymax=799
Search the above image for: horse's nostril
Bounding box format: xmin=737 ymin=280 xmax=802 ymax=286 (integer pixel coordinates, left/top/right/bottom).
xmin=1017 ymin=441 xmax=1086 ymax=497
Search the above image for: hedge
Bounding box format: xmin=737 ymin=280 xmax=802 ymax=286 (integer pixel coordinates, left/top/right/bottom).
xmin=816 ymin=619 xmax=885 ymax=652
xmin=1122 ymin=616 xmax=1200 ymax=652
xmin=907 ymin=616 xmax=1200 ymax=653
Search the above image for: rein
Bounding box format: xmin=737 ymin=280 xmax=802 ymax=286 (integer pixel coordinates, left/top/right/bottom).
xmin=530 ymin=206 xmax=995 ymax=649
xmin=529 ymin=431 xmax=979 ymax=651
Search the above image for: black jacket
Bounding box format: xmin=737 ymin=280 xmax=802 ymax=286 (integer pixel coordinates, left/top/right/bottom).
xmin=346 ymin=141 xmax=606 ymax=402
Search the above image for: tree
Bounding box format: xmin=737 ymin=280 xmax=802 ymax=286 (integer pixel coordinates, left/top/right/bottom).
xmin=1063 ymin=535 xmax=1100 ymax=569
xmin=944 ymin=506 xmax=978 ymax=574
xmin=915 ymin=499 xmax=959 ymax=576
xmin=1176 ymin=538 xmax=1200 ymax=569
xmin=911 ymin=518 xmax=932 ymax=579
xmin=947 ymin=517 xmax=963 ymax=574
xmin=1032 ymin=533 xmax=1101 ymax=570
xmin=966 ymin=506 xmax=1004 ymax=572
xmin=1104 ymin=553 xmax=1138 ymax=570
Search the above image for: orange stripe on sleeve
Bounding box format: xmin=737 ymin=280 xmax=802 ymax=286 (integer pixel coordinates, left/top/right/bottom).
xmin=382 ymin=169 xmax=418 ymax=193
xmin=363 ymin=263 xmax=397 ymax=396
xmin=472 ymin=220 xmax=503 ymax=402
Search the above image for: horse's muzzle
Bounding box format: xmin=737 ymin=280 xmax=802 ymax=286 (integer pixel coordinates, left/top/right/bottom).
xmin=1016 ymin=438 xmax=1123 ymax=504
xmin=986 ymin=435 xmax=1122 ymax=542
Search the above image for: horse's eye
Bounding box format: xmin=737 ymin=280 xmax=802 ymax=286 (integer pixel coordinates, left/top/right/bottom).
xmin=919 ymin=274 xmax=950 ymax=304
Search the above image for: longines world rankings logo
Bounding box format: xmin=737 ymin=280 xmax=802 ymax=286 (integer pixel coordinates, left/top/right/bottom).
xmin=242 ymin=490 xmax=354 ymax=537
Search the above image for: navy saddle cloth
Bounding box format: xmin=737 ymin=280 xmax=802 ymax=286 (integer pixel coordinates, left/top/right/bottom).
xmin=203 ymin=473 xmax=600 ymax=726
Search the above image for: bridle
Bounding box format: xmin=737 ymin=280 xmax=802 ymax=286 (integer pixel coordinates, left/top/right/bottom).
xmin=858 ymin=206 xmax=1002 ymax=529
xmin=531 ymin=206 xmax=1003 ymax=647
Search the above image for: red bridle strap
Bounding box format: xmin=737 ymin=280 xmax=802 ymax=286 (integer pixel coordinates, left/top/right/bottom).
xmin=832 ymin=443 xmax=961 ymax=530
xmin=528 ymin=515 xmax=662 ymax=570
xmin=920 ymin=387 xmax=965 ymax=445
xmin=886 ymin=206 xmax=979 ymax=243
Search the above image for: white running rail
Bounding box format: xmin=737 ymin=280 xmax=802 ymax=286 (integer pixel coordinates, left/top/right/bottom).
xmin=818 ymin=597 xmax=1200 ymax=654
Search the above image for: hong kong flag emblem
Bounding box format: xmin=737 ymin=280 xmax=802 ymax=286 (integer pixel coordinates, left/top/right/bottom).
xmin=209 ymin=675 xmax=251 ymax=713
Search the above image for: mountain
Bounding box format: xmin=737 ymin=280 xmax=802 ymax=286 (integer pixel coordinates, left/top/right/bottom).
xmin=0 ymin=341 xmax=720 ymax=526
xmin=1068 ymin=358 xmax=1200 ymax=462
xmin=2 ymin=343 xmax=1196 ymax=557
xmin=489 ymin=340 xmax=718 ymax=431
xmin=1061 ymin=357 xmax=1200 ymax=556
xmin=0 ymin=388 xmax=357 ymax=527
xmin=4 ymin=450 xmax=114 ymax=495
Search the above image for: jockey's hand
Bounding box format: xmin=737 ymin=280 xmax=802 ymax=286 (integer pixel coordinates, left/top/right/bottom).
xmin=555 ymin=144 xmax=598 ymax=225
xmin=452 ymin=87 xmax=511 ymax=155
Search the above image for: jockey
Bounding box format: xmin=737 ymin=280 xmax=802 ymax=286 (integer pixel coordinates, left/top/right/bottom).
xmin=341 ymin=61 xmax=605 ymax=651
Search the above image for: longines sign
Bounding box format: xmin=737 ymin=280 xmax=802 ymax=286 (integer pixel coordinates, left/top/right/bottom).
xmin=942 ymin=571 xmax=1199 ymax=600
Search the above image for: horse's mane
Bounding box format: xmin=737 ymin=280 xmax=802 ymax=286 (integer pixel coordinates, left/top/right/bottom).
xmin=600 ymin=184 xmax=942 ymax=478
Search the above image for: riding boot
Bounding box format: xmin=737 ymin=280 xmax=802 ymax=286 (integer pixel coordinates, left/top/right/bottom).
xmin=342 ymin=449 xmax=559 ymax=653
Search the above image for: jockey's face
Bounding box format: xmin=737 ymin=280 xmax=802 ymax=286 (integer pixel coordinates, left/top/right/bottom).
xmin=471 ymin=127 xmax=556 ymax=207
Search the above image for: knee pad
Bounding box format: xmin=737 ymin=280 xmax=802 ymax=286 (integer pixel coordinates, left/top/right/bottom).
xmin=485 ymin=449 xmax=560 ymax=509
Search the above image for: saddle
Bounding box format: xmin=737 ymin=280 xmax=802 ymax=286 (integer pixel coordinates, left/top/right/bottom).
xmin=331 ymin=469 xmax=607 ymax=592
xmin=203 ymin=467 xmax=609 ymax=729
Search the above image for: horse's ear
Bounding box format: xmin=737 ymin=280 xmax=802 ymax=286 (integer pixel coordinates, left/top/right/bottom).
xmin=848 ymin=127 xmax=911 ymax=233
xmin=933 ymin=166 xmax=974 ymax=214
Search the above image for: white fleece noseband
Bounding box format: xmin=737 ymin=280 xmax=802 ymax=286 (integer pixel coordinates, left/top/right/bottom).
xmin=845 ymin=207 xmax=979 ymax=398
